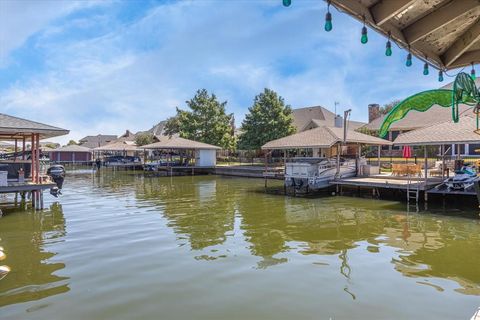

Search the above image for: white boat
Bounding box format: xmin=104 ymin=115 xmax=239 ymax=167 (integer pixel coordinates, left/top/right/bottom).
xmin=285 ymin=157 xmax=358 ymax=192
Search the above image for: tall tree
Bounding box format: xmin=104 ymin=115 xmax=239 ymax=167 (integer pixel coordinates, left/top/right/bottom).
xmin=135 ymin=132 xmax=155 ymax=146
xmin=380 ymin=99 xmax=401 ymax=115
xmin=238 ymin=88 xmax=296 ymax=150
xmin=164 ymin=89 xmax=235 ymax=150
xmin=67 ymin=140 xmax=78 ymax=146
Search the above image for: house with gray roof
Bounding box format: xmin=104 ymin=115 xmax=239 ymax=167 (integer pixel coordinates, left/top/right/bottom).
xmin=292 ymin=106 xmax=365 ymax=132
xmin=79 ymin=134 xmax=117 ymax=149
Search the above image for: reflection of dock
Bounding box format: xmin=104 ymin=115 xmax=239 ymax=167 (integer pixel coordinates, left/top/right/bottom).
xmin=147 ymin=165 xmax=215 ymax=176
xmin=216 ymin=165 xmax=284 ymax=179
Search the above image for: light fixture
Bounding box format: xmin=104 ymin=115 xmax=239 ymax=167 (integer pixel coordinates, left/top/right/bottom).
xmin=406 ymin=51 xmax=412 ymax=67
xmin=361 ymin=22 xmax=368 ymax=44
xmin=324 ymin=1 xmax=332 ymax=32
xmin=385 ymin=33 xmax=392 ymax=56
xmin=283 ymin=0 xmax=291 ymax=7
xmin=438 ymin=70 xmax=444 ymax=82
xmin=423 ymin=61 xmax=429 ymax=75
xmin=471 ymin=63 xmax=476 ymax=80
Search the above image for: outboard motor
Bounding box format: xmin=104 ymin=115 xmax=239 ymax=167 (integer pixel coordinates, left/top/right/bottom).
xmin=47 ymin=165 xmax=65 ymax=197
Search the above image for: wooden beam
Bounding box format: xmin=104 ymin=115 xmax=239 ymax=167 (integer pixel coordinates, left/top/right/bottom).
xmin=403 ymin=0 xmax=479 ymax=44
xmin=449 ymin=49 xmax=480 ymax=69
xmin=370 ymin=0 xmax=416 ymax=26
xmin=443 ymin=20 xmax=480 ymax=67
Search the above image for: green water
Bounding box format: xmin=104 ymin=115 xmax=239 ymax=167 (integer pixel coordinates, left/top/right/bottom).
xmin=1 ymin=170 xmax=480 ymax=319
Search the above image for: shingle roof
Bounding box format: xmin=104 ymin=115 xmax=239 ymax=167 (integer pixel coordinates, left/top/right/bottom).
xmin=292 ymin=106 xmax=335 ymax=130
xmin=304 ymin=118 xmax=365 ymax=131
xmin=142 ymin=137 xmax=221 ymax=150
xmin=52 ymin=145 xmax=92 ymax=152
xmin=0 ymin=113 xmax=69 ymax=139
xmin=94 ymin=140 xmax=140 ymax=151
xmin=363 ymin=104 xmax=474 ymax=132
xmin=262 ymin=126 xmax=391 ymax=150
xmin=394 ymin=116 xmax=480 ymax=146
xmin=79 ymin=134 xmax=117 ymax=149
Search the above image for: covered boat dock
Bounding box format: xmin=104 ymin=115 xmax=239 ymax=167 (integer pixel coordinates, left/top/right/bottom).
xmin=0 ymin=113 xmax=69 ymax=209
xmin=142 ymin=137 xmax=221 ymax=175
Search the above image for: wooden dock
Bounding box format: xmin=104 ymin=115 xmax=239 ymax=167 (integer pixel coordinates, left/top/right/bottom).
xmin=0 ymin=181 xmax=56 ymax=210
xmin=331 ymin=176 xmax=441 ymax=191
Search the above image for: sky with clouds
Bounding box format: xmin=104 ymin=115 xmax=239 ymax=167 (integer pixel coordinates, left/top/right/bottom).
xmin=0 ymin=0 xmax=452 ymax=144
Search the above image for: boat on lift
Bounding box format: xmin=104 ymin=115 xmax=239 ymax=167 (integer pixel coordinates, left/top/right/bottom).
xmin=285 ymin=157 xmax=358 ymax=192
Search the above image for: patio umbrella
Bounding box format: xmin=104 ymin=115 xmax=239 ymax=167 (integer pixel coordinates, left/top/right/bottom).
xmin=402 ymin=145 xmax=412 ymax=159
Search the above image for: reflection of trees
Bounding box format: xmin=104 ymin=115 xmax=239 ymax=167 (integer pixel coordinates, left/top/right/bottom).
xmin=136 ymin=176 xmax=236 ymax=250
xmin=383 ymin=215 xmax=480 ymax=295
xmin=0 ymin=203 xmax=69 ymax=307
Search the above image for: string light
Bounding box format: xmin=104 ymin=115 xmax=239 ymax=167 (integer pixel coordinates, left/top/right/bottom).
xmin=406 ymin=50 xmax=412 ymax=67
xmin=361 ymin=19 xmax=368 ymax=44
xmin=282 ymin=0 xmax=291 ymax=7
xmin=385 ymin=32 xmax=392 ymax=56
xmin=324 ymin=1 xmax=332 ymax=32
xmin=423 ymin=61 xmax=429 ymax=75
xmin=438 ymin=70 xmax=444 ymax=82
xmin=471 ymin=63 xmax=476 ymax=80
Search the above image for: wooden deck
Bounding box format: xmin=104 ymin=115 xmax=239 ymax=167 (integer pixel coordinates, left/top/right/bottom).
xmin=331 ymin=176 xmax=441 ymax=191
xmin=0 ymin=182 xmax=56 ymax=193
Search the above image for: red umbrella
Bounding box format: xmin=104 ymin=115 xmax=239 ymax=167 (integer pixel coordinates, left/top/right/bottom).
xmin=402 ymin=146 xmax=412 ymax=159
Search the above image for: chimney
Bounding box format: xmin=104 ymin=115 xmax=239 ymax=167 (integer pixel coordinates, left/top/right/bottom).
xmin=368 ymin=103 xmax=380 ymax=123
xmin=334 ymin=115 xmax=343 ymax=128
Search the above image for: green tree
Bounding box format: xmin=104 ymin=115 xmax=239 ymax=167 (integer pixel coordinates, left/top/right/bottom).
xmin=238 ymin=88 xmax=296 ymax=150
xmin=135 ymin=132 xmax=155 ymax=146
xmin=67 ymin=140 xmax=78 ymax=146
xmin=380 ymin=99 xmax=401 ymax=115
xmin=164 ymin=89 xmax=236 ymax=150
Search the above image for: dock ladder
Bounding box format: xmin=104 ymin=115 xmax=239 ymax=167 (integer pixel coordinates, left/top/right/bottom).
xmin=406 ymin=174 xmax=420 ymax=206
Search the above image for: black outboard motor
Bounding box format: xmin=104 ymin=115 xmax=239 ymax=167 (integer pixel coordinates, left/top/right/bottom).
xmin=47 ymin=165 xmax=65 ymax=197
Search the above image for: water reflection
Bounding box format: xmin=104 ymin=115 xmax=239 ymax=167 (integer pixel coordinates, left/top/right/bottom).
xmin=134 ymin=175 xmax=480 ymax=295
xmin=0 ymin=203 xmax=69 ymax=306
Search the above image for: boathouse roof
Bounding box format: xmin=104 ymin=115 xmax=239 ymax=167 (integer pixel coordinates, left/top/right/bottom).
xmin=51 ymin=145 xmax=92 ymax=152
xmin=0 ymin=113 xmax=69 ymax=140
xmin=142 ymin=137 xmax=221 ymax=150
xmin=94 ymin=140 xmax=140 ymax=151
xmin=262 ymin=126 xmax=392 ymax=150
xmin=329 ymin=0 xmax=480 ymax=70
xmin=394 ymin=116 xmax=480 ymax=146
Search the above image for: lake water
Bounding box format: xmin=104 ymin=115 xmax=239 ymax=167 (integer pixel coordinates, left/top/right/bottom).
xmin=1 ymin=169 xmax=480 ymax=319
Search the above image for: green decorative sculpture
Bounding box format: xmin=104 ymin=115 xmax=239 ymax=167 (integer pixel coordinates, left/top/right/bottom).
xmin=379 ymin=72 xmax=480 ymax=138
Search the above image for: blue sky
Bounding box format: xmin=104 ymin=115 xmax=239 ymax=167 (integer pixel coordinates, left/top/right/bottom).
xmin=0 ymin=0 xmax=450 ymax=143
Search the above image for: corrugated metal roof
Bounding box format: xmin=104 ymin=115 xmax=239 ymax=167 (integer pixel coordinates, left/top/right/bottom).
xmin=394 ymin=116 xmax=480 ymax=145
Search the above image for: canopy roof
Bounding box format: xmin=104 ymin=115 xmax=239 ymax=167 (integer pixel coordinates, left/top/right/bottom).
xmin=0 ymin=113 xmax=69 ymax=140
xmin=142 ymin=137 xmax=221 ymax=150
xmin=51 ymin=145 xmax=92 ymax=152
xmin=330 ymin=0 xmax=480 ymax=70
xmin=262 ymin=126 xmax=392 ymax=150
xmin=394 ymin=116 xmax=480 ymax=145
xmin=94 ymin=140 xmax=139 ymax=151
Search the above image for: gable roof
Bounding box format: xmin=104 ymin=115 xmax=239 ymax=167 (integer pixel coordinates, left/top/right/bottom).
xmin=0 ymin=113 xmax=69 ymax=139
xmin=79 ymin=134 xmax=117 ymax=149
xmin=262 ymin=126 xmax=391 ymax=150
xmin=292 ymin=106 xmax=336 ymax=130
xmin=94 ymin=140 xmax=139 ymax=151
xmin=302 ymin=118 xmax=366 ymax=132
xmin=142 ymin=137 xmax=221 ymax=150
xmin=394 ymin=116 xmax=480 ymax=146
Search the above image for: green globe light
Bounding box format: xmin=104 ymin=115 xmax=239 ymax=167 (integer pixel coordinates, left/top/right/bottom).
xmin=361 ymin=26 xmax=368 ymax=44
xmin=283 ymin=0 xmax=291 ymax=7
xmin=406 ymin=53 xmax=412 ymax=67
xmin=423 ymin=62 xmax=429 ymax=75
xmin=325 ymin=12 xmax=332 ymax=32
xmin=385 ymin=40 xmax=392 ymax=56
xmin=438 ymin=70 xmax=444 ymax=82
xmin=472 ymin=69 xmax=476 ymax=80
